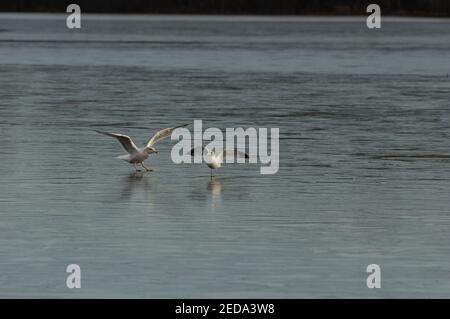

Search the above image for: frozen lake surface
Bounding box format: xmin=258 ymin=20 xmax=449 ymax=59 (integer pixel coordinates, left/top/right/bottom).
xmin=0 ymin=14 xmax=450 ymax=297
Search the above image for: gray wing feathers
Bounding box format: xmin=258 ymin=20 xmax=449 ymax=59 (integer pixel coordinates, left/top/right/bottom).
xmin=95 ymin=130 xmax=139 ymax=154
xmin=189 ymin=146 xmax=210 ymax=156
xmin=146 ymin=124 xmax=189 ymax=147
xmin=219 ymin=149 xmax=249 ymax=160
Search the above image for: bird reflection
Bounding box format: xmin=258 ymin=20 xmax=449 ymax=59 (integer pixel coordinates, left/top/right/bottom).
xmin=118 ymin=172 xmax=154 ymax=201
xmin=207 ymin=178 xmax=222 ymax=198
xmin=189 ymin=177 xmax=222 ymax=202
xmin=189 ymin=176 xmax=249 ymax=203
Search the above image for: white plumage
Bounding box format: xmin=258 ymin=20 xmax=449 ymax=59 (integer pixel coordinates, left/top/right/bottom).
xmin=96 ymin=124 xmax=188 ymax=172
xmin=190 ymin=146 xmax=249 ymax=178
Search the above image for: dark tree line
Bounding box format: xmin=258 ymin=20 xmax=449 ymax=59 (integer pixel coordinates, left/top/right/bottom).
xmin=1 ymin=0 xmax=449 ymax=16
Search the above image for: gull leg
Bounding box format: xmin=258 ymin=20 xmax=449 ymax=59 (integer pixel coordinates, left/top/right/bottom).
xmin=133 ymin=163 xmax=141 ymax=172
xmin=141 ymin=162 xmax=153 ymax=172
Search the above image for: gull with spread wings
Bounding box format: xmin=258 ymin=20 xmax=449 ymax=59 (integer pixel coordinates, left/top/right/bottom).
xmin=190 ymin=146 xmax=249 ymax=178
xmin=96 ymin=124 xmax=188 ymax=172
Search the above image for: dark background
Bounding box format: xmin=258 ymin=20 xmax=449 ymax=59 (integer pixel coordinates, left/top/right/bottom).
xmin=0 ymin=0 xmax=449 ymax=16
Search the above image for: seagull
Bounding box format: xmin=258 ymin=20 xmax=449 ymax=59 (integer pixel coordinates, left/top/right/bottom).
xmin=190 ymin=146 xmax=249 ymax=178
xmin=96 ymin=124 xmax=188 ymax=172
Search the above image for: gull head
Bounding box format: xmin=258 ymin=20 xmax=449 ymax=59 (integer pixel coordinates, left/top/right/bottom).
xmin=144 ymin=146 xmax=158 ymax=155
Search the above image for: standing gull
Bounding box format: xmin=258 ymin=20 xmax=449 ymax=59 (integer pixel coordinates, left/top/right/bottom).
xmin=190 ymin=146 xmax=249 ymax=178
xmin=96 ymin=124 xmax=188 ymax=172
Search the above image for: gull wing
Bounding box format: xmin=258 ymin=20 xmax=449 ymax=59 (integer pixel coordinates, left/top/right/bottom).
xmin=95 ymin=130 xmax=140 ymax=155
xmin=146 ymin=124 xmax=189 ymax=147
xmin=218 ymin=149 xmax=249 ymax=161
xmin=189 ymin=146 xmax=210 ymax=157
